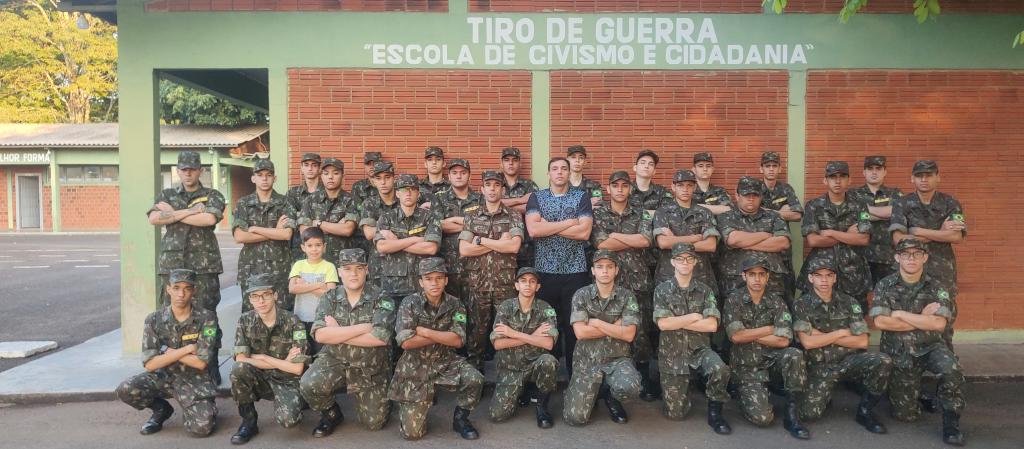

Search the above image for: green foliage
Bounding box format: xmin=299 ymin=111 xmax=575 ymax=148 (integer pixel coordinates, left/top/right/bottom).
xmin=1014 ymin=30 xmax=1024 ymax=48
xmin=159 ymin=80 xmax=267 ymax=126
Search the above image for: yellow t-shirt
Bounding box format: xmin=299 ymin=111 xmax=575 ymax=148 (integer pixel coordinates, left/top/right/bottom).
xmin=289 ymin=259 xmax=339 ymax=322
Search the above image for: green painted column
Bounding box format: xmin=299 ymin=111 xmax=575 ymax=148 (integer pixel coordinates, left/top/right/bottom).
xmin=48 ymin=149 xmax=61 ymax=232
xmin=531 ymin=71 xmax=550 ymax=188
xmin=787 ymin=70 xmax=807 ymax=272
xmin=449 ymin=0 xmax=467 ymax=14
xmin=268 ymin=67 xmax=289 ymax=193
xmin=6 ymin=169 xmax=14 ymax=229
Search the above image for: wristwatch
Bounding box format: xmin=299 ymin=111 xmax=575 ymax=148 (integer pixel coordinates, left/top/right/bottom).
xmin=474 ymin=236 xmax=482 ymax=245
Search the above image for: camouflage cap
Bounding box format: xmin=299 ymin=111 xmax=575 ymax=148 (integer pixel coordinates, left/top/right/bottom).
xmin=481 ymin=170 xmax=505 ymax=185
xmin=425 ymin=146 xmax=444 ymax=158
xmin=252 ymin=158 xmax=275 ymax=174
xmin=895 ymin=238 xmax=929 ymax=253
xmin=736 ymin=176 xmax=764 ymax=196
xmin=636 ymin=149 xmax=659 ymax=165
xmin=300 ymin=152 xmax=322 ymax=163
xmin=447 ymin=158 xmax=471 ymax=171
xmin=671 ymin=242 xmax=697 ymax=258
xmin=591 ymin=249 xmax=618 ymax=265
xmin=177 ymin=151 xmax=201 ymax=170
xmin=566 ymin=145 xmax=587 ymax=157
xmin=912 ymin=159 xmax=939 ymax=175
xmin=673 ymin=169 xmax=697 ymax=183
xmin=864 ymin=155 xmax=887 ymax=168
xmin=825 ymin=161 xmax=850 ymax=176
xmin=418 ymin=257 xmax=448 ymax=276
xmin=693 ymin=152 xmax=714 ymax=164
xmin=244 ymin=273 xmax=277 ymax=295
xmin=501 ymin=147 xmax=521 ymax=159
xmin=515 ymin=266 xmax=539 ymax=280
xmin=168 ymin=268 xmax=196 ymax=285
xmin=321 ymin=157 xmax=344 ymax=171
xmin=337 ymin=248 xmax=368 ymax=266
xmin=371 ymin=160 xmax=394 ymax=176
xmin=608 ymin=170 xmax=631 ymax=184
xmin=363 ymin=151 xmax=383 ymax=164
xmin=394 ymin=173 xmax=419 ymax=189
xmin=804 ymin=257 xmax=836 ymax=274
xmin=741 ymin=256 xmax=770 ymax=272
xmin=761 ymin=151 xmax=782 ymax=165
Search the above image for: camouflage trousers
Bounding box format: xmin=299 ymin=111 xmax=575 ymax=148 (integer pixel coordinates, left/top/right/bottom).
xmin=489 ymin=354 xmax=559 ymax=422
xmin=735 ymin=347 xmax=807 ymax=427
xmin=298 ymin=356 xmax=391 ymax=430
xmin=631 ymin=290 xmax=657 ymax=364
xmin=116 ymin=371 xmax=217 ymax=436
xmin=563 ymin=357 xmax=641 ymax=426
xmin=799 ymin=352 xmax=893 ymax=421
xmin=230 ymin=362 xmax=304 ymax=428
xmin=888 ymin=346 xmax=965 ymax=422
xmin=239 ymin=269 xmax=293 ymax=313
xmin=465 ymin=289 xmax=515 ymax=369
xmin=660 ymin=347 xmax=731 ymax=420
xmin=394 ymin=363 xmax=483 ymax=440
xmin=159 ymin=272 xmax=222 ymax=358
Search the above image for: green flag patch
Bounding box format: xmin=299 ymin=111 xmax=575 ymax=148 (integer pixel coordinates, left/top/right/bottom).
xmin=202 ymin=326 xmax=217 ymax=337
xmin=454 ymin=312 xmax=467 ymax=323
xmin=293 ymin=330 xmax=307 ymax=341
xmin=545 ymin=308 xmax=556 ymax=317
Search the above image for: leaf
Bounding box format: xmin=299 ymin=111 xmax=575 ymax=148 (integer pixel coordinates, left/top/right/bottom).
xmin=1014 ymin=30 xmax=1024 ymax=48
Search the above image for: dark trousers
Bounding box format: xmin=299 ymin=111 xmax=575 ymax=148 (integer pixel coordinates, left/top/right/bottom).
xmin=536 ymin=272 xmax=591 ymax=376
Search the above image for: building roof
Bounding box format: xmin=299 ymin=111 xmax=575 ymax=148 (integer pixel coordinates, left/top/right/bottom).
xmin=0 ymin=123 xmax=269 ymax=149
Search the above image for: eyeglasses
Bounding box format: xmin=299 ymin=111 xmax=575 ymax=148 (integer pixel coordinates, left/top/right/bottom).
xmin=249 ymin=292 xmax=276 ymax=302
xmin=898 ymin=251 xmax=927 ymax=261
xmin=673 ymin=256 xmax=698 ymax=264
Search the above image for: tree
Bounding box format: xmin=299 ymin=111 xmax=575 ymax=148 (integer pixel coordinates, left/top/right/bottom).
xmin=159 ymin=80 xmax=268 ymax=126
xmin=0 ymin=0 xmax=117 ymax=123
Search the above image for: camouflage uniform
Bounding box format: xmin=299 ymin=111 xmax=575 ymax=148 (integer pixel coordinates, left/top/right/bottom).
xmin=653 ymin=277 xmax=731 ymax=419
xmin=652 ymin=203 xmax=721 ymax=295
xmin=151 ymin=183 xmax=224 ymax=312
xmin=724 ymin=288 xmax=807 ymax=426
xmin=297 ymin=189 xmax=358 ymax=266
xmin=870 ymin=273 xmax=964 ymax=421
xmin=693 ymin=184 xmax=733 ymax=210
xmin=793 ymin=290 xmax=892 ymax=420
xmin=629 ymin=180 xmax=674 ymax=295
xmin=569 ymin=176 xmax=604 ymax=204
xmin=459 ymin=202 xmax=524 ymax=368
xmin=717 ymin=207 xmax=791 ymax=299
xmin=389 ymin=291 xmax=483 ymax=439
xmin=233 ymin=190 xmax=298 ymax=311
xmin=357 ymin=192 xmax=400 ymax=284
xmin=374 ymin=206 xmax=442 ymax=303
xmin=231 ymin=308 xmax=310 ymax=428
xmin=351 ymin=178 xmax=377 ymax=209
xmin=799 ymin=193 xmax=872 ymax=308
xmin=504 ymin=174 xmax=539 ymax=268
xmin=488 ymin=297 xmax=559 ymax=422
xmin=299 ymin=282 xmax=396 ymax=429
xmin=435 ymin=187 xmax=483 ymax=300
xmin=419 ymin=177 xmax=451 ymax=207
xmin=760 ymin=178 xmax=803 ymax=302
xmin=562 ymin=284 xmax=642 ymax=426
xmin=285 ymin=152 xmax=323 ymax=259
xmin=850 ymin=183 xmax=903 ymax=284
xmin=116 ymin=304 xmax=219 ymax=436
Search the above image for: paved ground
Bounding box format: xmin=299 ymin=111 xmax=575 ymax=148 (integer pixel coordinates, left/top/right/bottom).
xmin=0 ymin=382 xmax=1021 ymax=449
xmin=0 ymin=233 xmax=240 ymax=373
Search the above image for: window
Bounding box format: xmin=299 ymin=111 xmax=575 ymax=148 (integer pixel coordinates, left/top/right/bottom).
xmin=60 ymin=165 xmax=119 ymax=183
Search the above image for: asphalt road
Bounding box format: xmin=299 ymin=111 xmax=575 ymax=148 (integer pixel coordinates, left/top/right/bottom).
xmin=0 ymin=382 xmax=1021 ymax=449
xmin=0 ymin=233 xmax=240 ymax=373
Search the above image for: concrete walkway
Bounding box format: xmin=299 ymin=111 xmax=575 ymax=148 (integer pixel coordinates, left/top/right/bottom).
xmin=1 ymin=285 xmax=1022 ymax=404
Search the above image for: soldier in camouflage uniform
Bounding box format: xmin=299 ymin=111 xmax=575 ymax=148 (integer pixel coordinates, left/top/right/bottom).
xmin=591 ymin=171 xmax=657 ymax=400
xmin=489 ymin=267 xmax=559 ymax=428
xmin=717 ymin=176 xmax=791 ymax=300
xmin=724 ymin=257 xmax=810 ymax=440
xmin=390 ymin=257 xmax=484 ymax=440
xmin=871 ymin=238 xmax=965 ymax=446
xmin=357 ymin=161 xmax=399 ymax=286
xmin=286 ymin=152 xmax=322 ymax=259
xmin=758 ymin=151 xmax=803 ymax=300
xmin=459 ymin=170 xmax=523 ymax=370
xmin=793 ymin=258 xmax=891 ymax=434
xmin=116 ymin=269 xmax=218 ymax=437
xmin=566 ymin=145 xmax=604 ymax=207
xmin=233 ymin=159 xmax=298 ymax=312
xmin=229 ymin=273 xmax=311 ymax=444
xmin=653 ymin=243 xmax=732 ymax=434
xmin=375 ymin=174 xmax=442 ymax=305
xmin=147 ymin=151 xmax=225 ymax=384
xmin=691 ymin=152 xmax=733 ymax=215
xmin=563 ymin=250 xmax=642 ymax=426
xmin=498 ymin=147 xmax=539 ymax=268
xmin=629 ymin=150 xmax=673 ymax=369
xmin=296 ymin=158 xmax=358 ymax=266
xmin=849 ymin=156 xmax=903 ymax=285
xmin=799 ymin=161 xmax=872 ymax=311
xmin=653 ymin=169 xmax=720 ymax=295
xmin=351 ymin=151 xmax=382 ymax=207
xmin=418 ymin=146 xmax=450 ymax=208
xmin=435 ymin=158 xmax=483 ymax=302
xmin=299 ymin=248 xmax=396 ymax=437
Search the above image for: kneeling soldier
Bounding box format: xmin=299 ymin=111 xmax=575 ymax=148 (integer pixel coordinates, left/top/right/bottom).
xmin=116 ymin=269 xmax=218 ymax=437
xmin=489 ymin=267 xmax=559 ymax=428
xmin=299 ymin=248 xmax=395 ymax=437
xmin=229 ymin=273 xmax=310 ymax=444
xmin=389 ymin=257 xmax=484 ymax=440
xmin=563 ymin=250 xmax=642 ymax=426
xmin=654 ymin=243 xmax=731 ymax=434
xmin=794 ymin=258 xmax=891 ymax=433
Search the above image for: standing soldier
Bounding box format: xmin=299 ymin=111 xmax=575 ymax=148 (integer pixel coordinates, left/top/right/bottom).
xmin=591 ymin=171 xmax=656 ymax=400
xmin=724 ymin=257 xmax=810 ymax=440
xmin=375 ymin=174 xmax=442 ymax=305
xmin=286 ymin=152 xmax=322 ymax=259
xmin=115 ymin=269 xmax=217 ymax=437
xmin=418 ymin=146 xmax=450 ymax=208
xmin=563 ymin=250 xmax=642 ymax=426
xmin=299 ymin=248 xmax=395 ymax=437
xmin=435 ymin=158 xmax=482 ymax=301
xmin=653 ymin=243 xmax=732 ymax=434
xmin=232 ymin=159 xmax=297 ymax=312
xmin=351 ymin=151 xmax=382 ymax=207
xmin=296 ymin=157 xmax=358 ymax=265
xmin=229 ymin=274 xmax=310 ymax=445
xmin=147 ymin=150 xmax=225 ymax=384
xmin=850 ymin=155 xmax=902 ymax=284
xmin=758 ymin=151 xmax=803 ymax=298
xmin=793 ymin=258 xmax=891 ymax=434
xmin=800 ymin=161 xmax=872 ymax=311
xmin=357 ymin=161 xmax=399 ymax=286
xmin=871 ymin=238 xmax=965 ymax=446
xmin=565 ymin=145 xmax=604 ymax=207
xmin=390 ymin=257 xmax=484 ymax=440
xmin=629 ymin=149 xmax=672 ymax=213
xmin=717 ymin=176 xmax=791 ymax=299
xmin=498 ymin=146 xmax=539 ymax=268
xmin=653 ymin=169 xmax=720 ymax=294
xmin=458 ymin=170 xmax=523 ymax=371
xmin=489 ymin=267 xmax=559 ymax=428
xmin=691 ymin=152 xmax=733 ymax=215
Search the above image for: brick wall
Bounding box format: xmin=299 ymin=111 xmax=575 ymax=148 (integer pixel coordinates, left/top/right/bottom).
xmin=550 ymin=70 xmax=789 ymax=190
xmin=288 ymin=69 xmax=533 ymax=190
xmin=146 ymin=0 xmax=448 ymax=12
xmin=785 ymin=0 xmax=1024 ymax=13
xmin=59 ymin=185 xmax=121 ymax=230
xmin=805 ymin=70 xmax=1024 ymax=330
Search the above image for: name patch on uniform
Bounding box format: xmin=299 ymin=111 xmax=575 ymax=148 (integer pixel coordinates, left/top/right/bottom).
xmin=293 ymin=330 xmax=307 ymax=341
xmin=453 ymin=312 xmax=467 ymax=323
xmin=544 ymin=308 xmax=556 ymax=317
xmin=706 ymin=196 xmax=719 ymax=203
xmin=202 ymin=326 xmax=217 ymax=337
xmin=181 ymin=333 xmax=199 ymax=342
xmin=408 ymin=226 xmax=425 ymax=235
xmin=464 ymin=205 xmax=480 ymax=213
xmin=772 ymin=197 xmax=788 ymax=204
xmin=187 ymin=196 xmax=209 ymax=207
xmin=874 ymin=197 xmax=890 ymax=204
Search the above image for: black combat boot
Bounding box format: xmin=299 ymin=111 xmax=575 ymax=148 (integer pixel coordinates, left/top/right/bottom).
xmin=920 ymin=392 xmax=941 ymax=414
xmin=855 ymin=391 xmax=887 ymax=434
xmin=230 ymin=403 xmax=259 ymax=444
xmin=783 ymin=395 xmax=810 ymax=440
xmin=518 ymin=382 xmax=536 ymax=408
xmin=637 ymin=362 xmax=661 ymax=402
xmin=453 ymin=406 xmax=480 ymax=440
xmin=312 ymin=403 xmax=343 ymax=438
xmin=534 ymin=391 xmax=554 ymax=429
xmin=707 ymin=400 xmax=732 ymax=435
xmin=140 ymin=397 xmax=174 ymax=435
xmin=942 ymin=410 xmax=965 ymax=446
xmin=600 ymin=384 xmax=628 ymax=424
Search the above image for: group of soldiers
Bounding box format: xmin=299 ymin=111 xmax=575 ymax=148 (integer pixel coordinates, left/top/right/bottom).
xmin=116 ymin=145 xmax=968 ymax=446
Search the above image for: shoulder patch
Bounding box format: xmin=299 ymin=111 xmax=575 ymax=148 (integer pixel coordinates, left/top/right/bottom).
xmin=293 ymin=330 xmax=307 ymax=341
xmin=627 ymin=302 xmax=639 ymax=312
xmin=938 ymin=290 xmax=950 ymax=300
xmin=379 ymin=299 xmax=394 ymax=311
xmin=544 ymin=308 xmax=556 ymax=317
xmin=851 ymin=304 xmax=862 ymax=314
xmin=643 ymin=210 xmax=653 ymax=220
xmin=453 ymin=312 xmax=467 ymax=323
xmin=951 ymin=213 xmax=964 ymax=222
xmin=664 ymin=191 xmax=673 ymax=198
xmin=202 ymin=326 xmax=217 ymax=337
xmin=781 ymin=312 xmax=792 ymax=322
xmin=591 ymin=189 xmax=602 ymax=198
xmin=859 ymin=211 xmax=870 ymax=220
